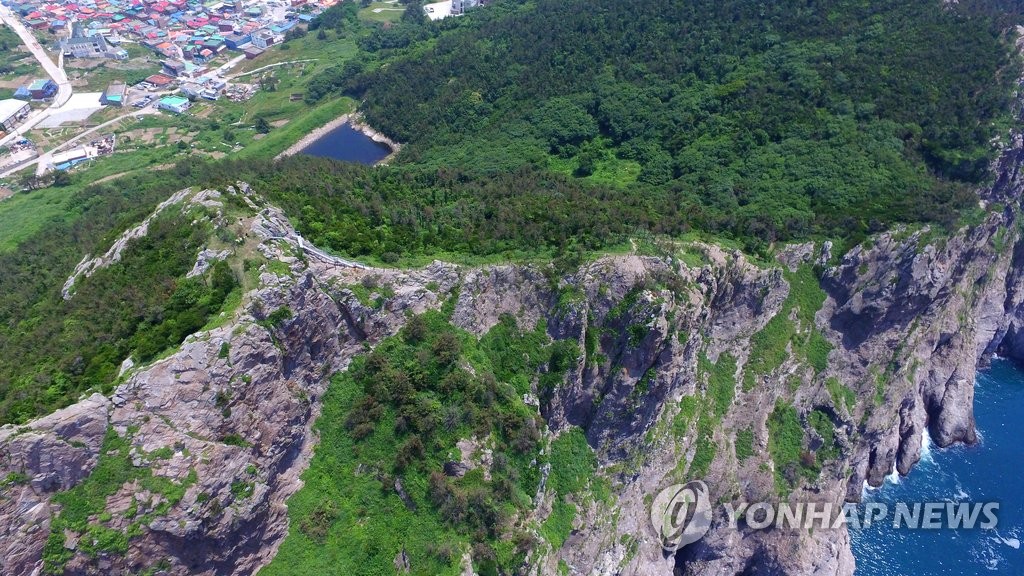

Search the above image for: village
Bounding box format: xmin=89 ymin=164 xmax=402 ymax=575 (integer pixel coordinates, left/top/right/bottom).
xmin=0 ymin=0 xmax=488 ymax=183
xmin=0 ymin=0 xmax=345 ymax=178
xmin=13 ymin=0 xmax=324 ymax=63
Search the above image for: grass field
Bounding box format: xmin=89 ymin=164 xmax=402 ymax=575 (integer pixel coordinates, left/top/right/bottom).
xmin=66 ymin=60 xmax=157 ymax=93
xmin=359 ymin=1 xmax=406 ymax=23
xmin=232 ymin=33 xmax=359 ymax=75
xmin=0 ymin=24 xmax=42 ymax=78
xmin=0 ymin=186 xmax=70 ymax=252
xmin=547 ymin=149 xmax=642 ymax=188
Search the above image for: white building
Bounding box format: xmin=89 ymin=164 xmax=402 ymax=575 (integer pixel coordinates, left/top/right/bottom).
xmin=0 ymin=99 xmax=30 ymax=132
xmin=451 ymin=0 xmax=482 ymax=15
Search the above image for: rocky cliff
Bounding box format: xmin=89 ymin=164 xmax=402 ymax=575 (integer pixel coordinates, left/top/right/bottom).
xmin=2 ymin=127 xmax=1024 ymax=575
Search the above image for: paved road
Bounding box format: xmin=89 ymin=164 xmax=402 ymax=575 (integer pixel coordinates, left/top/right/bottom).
xmin=0 ymin=6 xmax=73 ymax=148
xmin=4 ymin=92 xmax=175 ymax=177
xmin=31 ymin=107 xmax=162 ymax=177
xmin=0 ymin=92 xmax=176 ymax=178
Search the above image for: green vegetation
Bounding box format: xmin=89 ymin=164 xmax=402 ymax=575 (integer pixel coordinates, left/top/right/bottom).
xmin=540 ymin=498 xmax=577 ymax=549
xmin=548 ymin=427 xmax=598 ymax=496
xmin=767 ymin=403 xmax=819 ymax=494
xmin=359 ymin=1 xmax=406 ymax=23
xmin=673 ymin=352 xmax=736 ymax=480
xmin=707 ymin=353 xmax=737 ymax=418
xmin=808 ymin=409 xmax=840 ymax=463
xmin=2 ymin=470 xmax=29 ymax=486
xmin=0 ymin=0 xmax=1017 ymax=542
xmin=872 ymin=368 xmax=888 ymax=406
xmin=826 ymin=377 xmax=858 ymax=413
xmin=333 ymin=0 xmax=1019 ymax=250
xmin=542 ymin=427 xmax=598 ymax=550
xmin=0 ymin=0 xmax=1017 ymax=427
xmin=0 ymin=2 xmax=1018 ymax=571
xmin=672 ymin=396 xmax=698 ymax=439
xmin=0 ymin=185 xmax=239 ymax=424
xmin=230 ymin=480 xmax=254 ymax=499
xmin=0 ymin=24 xmax=42 ymax=77
xmin=479 ymin=314 xmax=554 ymax=394
xmin=735 ymin=427 xmax=755 ymax=462
xmin=42 ymin=427 xmax=197 ymax=574
xmin=689 ymin=417 xmax=717 ymax=479
xmin=0 ymin=186 xmax=72 ymax=252
xmin=263 ymin=310 xmax=584 ymax=575
xmin=264 ymin=306 xmax=294 ymax=328
xmin=743 ymin=264 xmax=829 ymax=391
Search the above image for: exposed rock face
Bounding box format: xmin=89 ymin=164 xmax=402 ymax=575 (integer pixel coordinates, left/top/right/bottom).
xmin=60 ymin=188 xmax=223 ymax=299
xmin=826 ymin=144 xmax=1024 ymax=495
xmin=2 ymin=132 xmax=1024 ymax=576
xmin=0 ymin=192 xmax=455 ymax=576
xmin=0 ymin=395 xmax=110 ymax=573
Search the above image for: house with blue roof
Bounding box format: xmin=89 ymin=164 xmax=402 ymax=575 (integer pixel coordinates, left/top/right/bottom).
xmin=224 ymin=32 xmax=249 ymax=49
xmin=27 ymin=78 xmax=57 ymax=99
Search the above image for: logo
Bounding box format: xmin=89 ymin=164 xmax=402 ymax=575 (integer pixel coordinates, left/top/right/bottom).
xmin=649 ymin=481 xmax=713 ymax=552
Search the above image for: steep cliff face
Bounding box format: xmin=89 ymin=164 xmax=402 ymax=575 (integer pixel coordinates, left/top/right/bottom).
xmin=829 ymin=143 xmax=1024 ymax=492
xmin=1 ymin=132 xmax=1023 ymax=575
xmin=668 ymin=127 xmax=1024 ymax=576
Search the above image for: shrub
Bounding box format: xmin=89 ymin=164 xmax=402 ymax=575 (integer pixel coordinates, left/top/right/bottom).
xmin=735 ymin=428 xmax=755 ymax=461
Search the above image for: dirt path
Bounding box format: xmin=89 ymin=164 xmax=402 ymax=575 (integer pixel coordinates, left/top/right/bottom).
xmin=91 ymin=163 xmax=174 ymax=185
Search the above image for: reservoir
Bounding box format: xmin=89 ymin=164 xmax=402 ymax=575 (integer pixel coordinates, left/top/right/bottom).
xmin=300 ymin=122 xmax=392 ymax=165
xmin=850 ymin=359 xmax=1024 ymax=574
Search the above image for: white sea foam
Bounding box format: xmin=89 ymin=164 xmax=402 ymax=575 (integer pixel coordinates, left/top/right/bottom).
xmin=920 ymin=426 xmax=934 ymax=464
xmin=976 ymin=536 xmax=1006 ymax=571
xmin=953 ymin=482 xmax=969 ymax=501
xmin=861 ymin=479 xmax=874 ymax=500
xmin=884 ymin=464 xmax=900 ymax=485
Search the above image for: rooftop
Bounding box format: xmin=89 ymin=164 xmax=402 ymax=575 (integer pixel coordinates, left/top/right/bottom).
xmin=159 ymin=95 xmax=189 ymax=106
xmin=0 ymin=98 xmax=27 ymax=121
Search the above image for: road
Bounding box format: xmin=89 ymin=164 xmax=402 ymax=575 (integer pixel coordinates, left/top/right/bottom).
xmin=0 ymin=92 xmax=174 ymax=178
xmin=211 ymin=54 xmax=246 ymax=78
xmin=0 ymin=5 xmax=73 ymax=148
xmin=32 ymin=106 xmax=161 ymax=176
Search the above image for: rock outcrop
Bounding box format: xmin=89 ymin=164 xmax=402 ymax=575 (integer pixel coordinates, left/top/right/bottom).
xmin=3 ymin=125 xmax=1024 ymax=576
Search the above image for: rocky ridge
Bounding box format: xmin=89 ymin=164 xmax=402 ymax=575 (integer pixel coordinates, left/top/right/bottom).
xmin=2 ymin=127 xmax=1024 ymax=575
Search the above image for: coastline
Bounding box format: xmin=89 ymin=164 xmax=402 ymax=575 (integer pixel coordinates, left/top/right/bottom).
xmin=274 ymin=112 xmax=402 ymax=165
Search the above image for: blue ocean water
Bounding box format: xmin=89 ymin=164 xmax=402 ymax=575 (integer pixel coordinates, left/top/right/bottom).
xmin=300 ymin=122 xmax=392 ymax=165
xmin=850 ymin=359 xmax=1024 ymax=575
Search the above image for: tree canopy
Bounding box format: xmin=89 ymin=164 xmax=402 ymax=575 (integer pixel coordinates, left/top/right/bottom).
xmin=305 ymin=0 xmax=1020 ymax=243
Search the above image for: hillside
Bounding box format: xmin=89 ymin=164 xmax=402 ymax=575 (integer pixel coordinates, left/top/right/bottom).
xmin=4 ymin=156 xmax=1024 ymax=574
xmin=0 ymin=0 xmax=1023 ymax=575
xmin=326 ymin=0 xmax=1018 ymax=247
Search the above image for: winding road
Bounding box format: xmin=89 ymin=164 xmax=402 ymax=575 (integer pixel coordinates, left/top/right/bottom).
xmin=0 ymin=5 xmax=72 ymax=148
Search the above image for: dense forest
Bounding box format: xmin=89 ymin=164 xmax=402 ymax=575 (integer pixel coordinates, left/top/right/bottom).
xmin=309 ymin=0 xmax=1021 ymax=244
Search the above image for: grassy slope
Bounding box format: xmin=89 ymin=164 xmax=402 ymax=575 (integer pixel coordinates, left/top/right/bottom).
xmin=0 ymin=187 xmax=71 ymax=252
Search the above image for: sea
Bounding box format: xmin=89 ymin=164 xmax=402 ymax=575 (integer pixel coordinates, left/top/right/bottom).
xmin=850 ymin=358 xmax=1024 ymax=574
